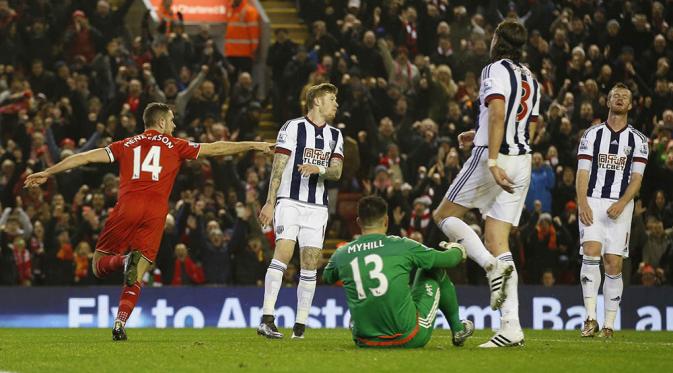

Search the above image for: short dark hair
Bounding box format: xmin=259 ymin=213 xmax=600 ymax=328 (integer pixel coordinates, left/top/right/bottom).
xmin=491 ymin=20 xmax=527 ymax=62
xmin=142 ymin=102 xmax=171 ymax=129
xmin=357 ymin=196 xmax=388 ymax=226
xmin=305 ymin=83 xmax=338 ymax=111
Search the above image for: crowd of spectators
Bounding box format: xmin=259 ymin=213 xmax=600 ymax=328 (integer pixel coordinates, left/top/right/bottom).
xmin=1 ymin=0 xmax=672 ymax=288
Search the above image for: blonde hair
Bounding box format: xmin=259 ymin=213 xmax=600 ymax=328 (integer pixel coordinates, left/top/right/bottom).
xmin=305 ymin=83 xmax=338 ymax=111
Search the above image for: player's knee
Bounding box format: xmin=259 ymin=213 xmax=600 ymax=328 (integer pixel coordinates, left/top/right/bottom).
xmin=432 ymin=209 xmax=446 ymax=226
xmin=603 ymin=256 xmax=622 ymax=275
xmin=582 ymin=242 xmax=601 ymax=257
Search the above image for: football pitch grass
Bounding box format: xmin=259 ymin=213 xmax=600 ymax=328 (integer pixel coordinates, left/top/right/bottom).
xmin=1 ymin=329 xmax=671 ymax=372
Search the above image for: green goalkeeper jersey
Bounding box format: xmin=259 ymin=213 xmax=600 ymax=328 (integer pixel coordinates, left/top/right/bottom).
xmin=323 ymin=233 xmax=457 ymax=339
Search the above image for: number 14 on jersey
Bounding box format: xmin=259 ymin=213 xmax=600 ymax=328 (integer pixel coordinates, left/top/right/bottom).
xmin=132 ymin=145 xmax=162 ymax=181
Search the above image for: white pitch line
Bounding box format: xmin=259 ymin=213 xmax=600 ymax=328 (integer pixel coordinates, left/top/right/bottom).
xmin=434 ymin=335 xmax=673 ymax=347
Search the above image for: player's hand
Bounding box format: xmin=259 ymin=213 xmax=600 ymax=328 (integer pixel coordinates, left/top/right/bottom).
xmin=297 ymin=164 xmax=320 ymax=177
xmin=256 ymin=142 xmax=275 ymax=154
xmin=23 ymin=171 xmax=50 ymax=188
xmin=607 ymin=200 xmax=626 ymax=220
xmin=457 ymin=130 xmax=475 ymax=149
xmin=578 ymin=200 xmax=593 ymax=226
xmin=489 ymin=165 xmax=514 ymax=194
xmin=438 ymin=241 xmax=467 ymax=261
xmin=259 ymin=202 xmax=275 ymax=228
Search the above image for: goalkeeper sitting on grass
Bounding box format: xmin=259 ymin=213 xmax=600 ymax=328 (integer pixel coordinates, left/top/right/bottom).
xmin=323 ymin=195 xmax=474 ymax=348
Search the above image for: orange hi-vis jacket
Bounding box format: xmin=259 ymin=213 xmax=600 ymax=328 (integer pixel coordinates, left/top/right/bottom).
xmin=224 ymin=0 xmax=260 ymax=58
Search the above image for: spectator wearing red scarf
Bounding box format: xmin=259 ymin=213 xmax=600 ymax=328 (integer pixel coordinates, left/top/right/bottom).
xmin=171 ymin=243 xmax=205 ymax=285
xmin=12 ymin=236 xmax=31 ymax=286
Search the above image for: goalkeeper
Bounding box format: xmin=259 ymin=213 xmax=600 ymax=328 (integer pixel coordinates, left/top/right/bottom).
xmin=323 ymin=195 xmax=474 ymax=348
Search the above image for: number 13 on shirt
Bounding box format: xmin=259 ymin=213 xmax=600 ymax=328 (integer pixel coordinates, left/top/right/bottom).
xmin=350 ymin=254 xmax=389 ymax=299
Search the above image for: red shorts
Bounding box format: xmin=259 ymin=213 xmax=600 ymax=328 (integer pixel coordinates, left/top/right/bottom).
xmin=95 ymin=196 xmax=167 ymax=262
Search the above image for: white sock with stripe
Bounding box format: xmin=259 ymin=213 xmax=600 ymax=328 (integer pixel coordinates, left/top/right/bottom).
xmin=497 ymin=252 xmax=520 ymax=330
xmin=603 ymin=273 xmax=623 ymax=329
xmin=296 ymin=269 xmax=317 ymax=325
xmin=580 ymin=255 xmax=601 ymax=320
xmin=262 ymin=259 xmax=287 ymax=316
xmin=438 ymin=217 xmax=496 ymax=269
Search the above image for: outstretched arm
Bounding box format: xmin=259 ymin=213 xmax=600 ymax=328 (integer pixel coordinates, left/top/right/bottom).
xmin=258 ymin=152 xmax=290 ymax=227
xmin=197 ymin=141 xmax=273 ymax=158
xmin=24 ymin=148 xmax=111 ymax=188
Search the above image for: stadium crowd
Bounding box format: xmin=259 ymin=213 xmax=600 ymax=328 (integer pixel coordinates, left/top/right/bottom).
xmin=1 ymin=0 xmax=672 ymax=288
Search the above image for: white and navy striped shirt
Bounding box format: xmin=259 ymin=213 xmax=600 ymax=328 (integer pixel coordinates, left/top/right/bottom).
xmin=475 ymin=59 xmax=540 ymax=155
xmin=577 ymin=123 xmax=649 ymax=200
xmin=274 ymin=116 xmax=344 ymax=206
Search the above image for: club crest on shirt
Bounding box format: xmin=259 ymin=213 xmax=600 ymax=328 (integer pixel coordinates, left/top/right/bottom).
xmin=329 ymin=140 xmax=336 ymax=149
xmin=623 ymin=146 xmax=632 ymax=156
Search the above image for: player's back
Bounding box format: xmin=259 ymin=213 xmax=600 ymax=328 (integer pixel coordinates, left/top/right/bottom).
xmin=326 ymin=234 xmax=430 ymax=338
xmin=475 ymin=58 xmax=540 ymax=155
xmin=105 ymin=129 xmax=200 ymax=210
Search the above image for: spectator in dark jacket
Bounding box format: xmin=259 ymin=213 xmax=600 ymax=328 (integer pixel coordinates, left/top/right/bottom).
xmin=202 ymin=228 xmax=233 ymax=284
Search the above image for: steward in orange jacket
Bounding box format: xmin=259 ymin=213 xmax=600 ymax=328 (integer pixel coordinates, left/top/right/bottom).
xmin=224 ymin=0 xmax=260 ymax=75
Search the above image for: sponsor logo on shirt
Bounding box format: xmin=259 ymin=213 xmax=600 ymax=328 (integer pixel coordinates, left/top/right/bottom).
xmin=303 ymin=148 xmax=331 ymax=167
xmin=597 ymin=153 xmax=627 ymax=171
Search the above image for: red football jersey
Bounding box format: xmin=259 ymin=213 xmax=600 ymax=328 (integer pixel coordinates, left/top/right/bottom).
xmin=104 ymin=129 xmax=200 ymax=205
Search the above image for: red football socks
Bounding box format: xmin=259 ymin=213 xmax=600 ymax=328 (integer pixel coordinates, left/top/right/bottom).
xmin=116 ymin=281 xmax=142 ymax=324
xmin=94 ymin=255 xmax=125 ymax=278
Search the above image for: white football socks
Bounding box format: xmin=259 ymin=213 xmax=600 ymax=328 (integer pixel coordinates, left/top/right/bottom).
xmin=262 ymin=259 xmax=287 ymax=316
xmin=497 ymin=252 xmax=520 ymax=330
xmin=296 ymin=269 xmax=317 ymax=325
xmin=603 ymin=273 xmax=623 ymax=329
xmin=580 ymin=255 xmax=601 ymax=320
xmin=438 ymin=217 xmax=496 ymax=269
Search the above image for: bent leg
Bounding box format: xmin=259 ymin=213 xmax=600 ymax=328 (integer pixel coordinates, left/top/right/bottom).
xmin=434 ymin=199 xmax=496 ymax=269
xmin=92 ymin=251 xmax=124 ymax=278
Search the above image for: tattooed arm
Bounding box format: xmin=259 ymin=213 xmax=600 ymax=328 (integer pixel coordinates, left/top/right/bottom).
xmin=258 ymin=152 xmax=290 ymax=227
xmin=296 ymin=156 xmax=343 ymax=181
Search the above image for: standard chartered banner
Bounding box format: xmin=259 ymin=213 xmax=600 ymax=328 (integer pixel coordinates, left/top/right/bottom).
xmin=1 ymin=286 xmax=671 ymax=330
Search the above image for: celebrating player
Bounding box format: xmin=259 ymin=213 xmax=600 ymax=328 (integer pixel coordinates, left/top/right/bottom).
xmin=432 ymin=20 xmax=539 ymax=347
xmin=24 ymin=103 xmax=273 ymax=341
xmin=257 ymin=83 xmax=344 ymax=339
xmin=323 ymin=195 xmax=474 ymax=348
xmin=577 ymin=83 xmax=648 ymax=338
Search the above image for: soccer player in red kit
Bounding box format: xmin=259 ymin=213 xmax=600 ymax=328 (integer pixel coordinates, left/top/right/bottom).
xmin=24 ymin=103 xmax=273 ymax=340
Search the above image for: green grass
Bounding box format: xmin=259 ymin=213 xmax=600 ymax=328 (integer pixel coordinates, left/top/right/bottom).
xmin=0 ymin=329 xmax=671 ymax=372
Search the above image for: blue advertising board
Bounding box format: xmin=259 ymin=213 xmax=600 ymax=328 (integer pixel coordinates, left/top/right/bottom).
xmin=1 ymin=286 xmax=671 ymax=330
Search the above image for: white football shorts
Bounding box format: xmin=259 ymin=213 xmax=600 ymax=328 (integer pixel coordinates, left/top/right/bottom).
xmin=579 ymin=197 xmax=633 ymax=257
xmin=444 ymin=146 xmax=531 ymax=226
xmin=274 ymin=198 xmax=328 ymax=249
